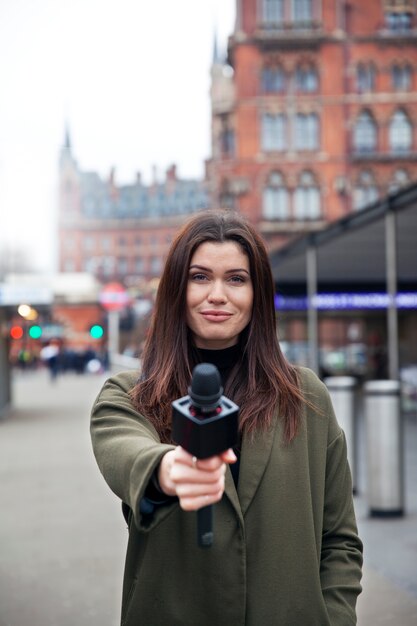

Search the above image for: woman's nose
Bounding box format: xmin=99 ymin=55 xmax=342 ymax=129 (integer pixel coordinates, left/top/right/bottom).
xmin=207 ymin=280 xmax=227 ymax=303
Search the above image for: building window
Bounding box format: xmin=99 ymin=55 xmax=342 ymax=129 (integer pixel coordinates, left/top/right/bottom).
xmin=101 ymin=236 xmax=111 ymax=251
xmin=262 ymin=0 xmax=284 ymax=26
xmin=295 ymin=63 xmax=318 ymax=92
xmin=83 ymin=197 xmax=95 ymax=215
xmin=83 ymin=236 xmax=94 ymax=251
xmin=294 ymin=171 xmax=321 ymax=219
xmin=262 ymin=172 xmax=289 ymax=220
xmin=262 ymin=66 xmax=286 ymax=93
xmin=219 ymin=114 xmax=235 ymax=157
xmin=384 ymin=5 xmax=413 ymax=32
xmin=219 ymin=192 xmax=235 ymax=209
xmin=353 ymin=171 xmax=379 ymax=210
xmin=135 ymin=257 xmax=144 ymax=273
xmin=219 ymin=179 xmax=235 ymax=210
xmin=261 ymin=0 xmax=316 ymax=29
xmin=389 ymin=110 xmax=412 ymax=154
xmin=150 ymin=256 xmax=162 ymax=274
xmin=356 ymin=63 xmax=376 ymax=93
xmin=64 ymin=259 xmax=75 ymax=272
xmin=64 ymin=237 xmax=75 ymax=252
xmin=389 ymin=168 xmax=410 ymax=193
xmin=353 ymin=111 xmax=377 ymax=154
xmin=221 ymin=129 xmax=235 ymax=156
xmin=295 ymin=113 xmax=319 ymax=150
xmin=391 ymin=64 xmax=412 ymax=91
xmin=118 ymin=257 xmax=128 ymax=274
xmin=291 ymin=0 xmax=313 ymax=23
xmin=261 ymin=113 xmax=287 ymax=151
xmin=388 ymin=13 xmax=412 ymax=30
xmin=84 ymin=257 xmax=97 ymax=273
xmin=102 ymin=256 xmax=114 ymax=277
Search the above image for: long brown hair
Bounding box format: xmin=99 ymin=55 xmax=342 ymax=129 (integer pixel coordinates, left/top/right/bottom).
xmin=131 ymin=210 xmax=303 ymax=443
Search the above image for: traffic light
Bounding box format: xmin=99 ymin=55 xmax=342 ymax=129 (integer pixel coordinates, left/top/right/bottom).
xmin=90 ymin=324 xmax=104 ymax=339
xmin=28 ymin=325 xmax=42 ymax=339
xmin=10 ymin=325 xmax=24 ymax=340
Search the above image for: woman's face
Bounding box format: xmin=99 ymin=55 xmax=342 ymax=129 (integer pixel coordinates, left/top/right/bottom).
xmin=186 ymin=241 xmax=254 ymax=350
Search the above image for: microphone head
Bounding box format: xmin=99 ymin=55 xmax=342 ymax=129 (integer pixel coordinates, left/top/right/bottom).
xmin=189 ymin=363 xmax=223 ymax=409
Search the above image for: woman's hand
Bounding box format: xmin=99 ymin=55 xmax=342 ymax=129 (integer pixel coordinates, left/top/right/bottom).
xmin=158 ymin=446 xmax=237 ymax=511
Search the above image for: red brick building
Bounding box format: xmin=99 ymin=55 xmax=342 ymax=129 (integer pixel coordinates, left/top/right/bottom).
xmin=207 ymin=0 xmax=417 ymax=250
xmin=58 ymin=130 xmax=208 ymax=286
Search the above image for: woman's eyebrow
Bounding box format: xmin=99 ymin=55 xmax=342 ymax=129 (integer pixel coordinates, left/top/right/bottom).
xmin=189 ymin=264 xmax=250 ymax=275
xmin=189 ymin=264 xmax=212 ymax=272
xmin=225 ymin=268 xmax=250 ymax=275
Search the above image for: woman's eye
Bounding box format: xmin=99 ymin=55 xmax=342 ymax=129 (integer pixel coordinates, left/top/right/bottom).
xmin=229 ymin=275 xmax=245 ymax=283
xmin=190 ymin=273 xmax=207 ymax=281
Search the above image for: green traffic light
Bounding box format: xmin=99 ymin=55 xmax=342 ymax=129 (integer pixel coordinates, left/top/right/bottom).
xmin=90 ymin=324 xmax=104 ymax=339
xmin=29 ymin=325 xmax=42 ymax=339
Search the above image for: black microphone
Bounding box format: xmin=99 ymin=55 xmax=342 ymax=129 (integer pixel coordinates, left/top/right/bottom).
xmin=172 ymin=363 xmax=239 ymax=547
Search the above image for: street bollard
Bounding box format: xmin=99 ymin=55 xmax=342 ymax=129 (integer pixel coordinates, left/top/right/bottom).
xmin=324 ymin=376 xmax=357 ymax=492
xmin=364 ymin=380 xmax=404 ymax=517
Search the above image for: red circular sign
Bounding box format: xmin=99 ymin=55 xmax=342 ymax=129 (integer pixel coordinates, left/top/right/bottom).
xmin=99 ymin=282 xmax=130 ymax=311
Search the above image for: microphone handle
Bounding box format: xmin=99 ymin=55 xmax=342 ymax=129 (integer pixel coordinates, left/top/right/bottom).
xmin=197 ymin=504 xmax=213 ymax=547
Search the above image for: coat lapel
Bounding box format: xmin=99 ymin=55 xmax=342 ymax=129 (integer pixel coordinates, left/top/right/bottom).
xmin=224 ymin=418 xmax=278 ymax=518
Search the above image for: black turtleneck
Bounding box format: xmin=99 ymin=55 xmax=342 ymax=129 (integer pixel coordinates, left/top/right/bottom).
xmin=195 ymin=343 xmax=241 ymax=387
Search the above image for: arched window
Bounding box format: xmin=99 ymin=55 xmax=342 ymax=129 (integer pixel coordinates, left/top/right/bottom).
xmin=356 ymin=63 xmax=376 ymax=93
xmin=295 ymin=63 xmax=318 ymax=92
xmin=353 ymin=111 xmax=377 ymax=154
xmin=389 ymin=110 xmax=412 ymax=154
xmin=388 ymin=168 xmax=410 ymax=193
xmin=262 ymin=66 xmax=286 ymax=93
xmin=294 ymin=171 xmax=321 ymax=219
xmin=261 ymin=113 xmax=287 ymax=151
xmin=262 ymin=172 xmax=289 ymax=220
xmin=353 ymin=171 xmax=378 ymax=211
xmin=295 ymin=113 xmax=319 ymax=150
xmin=391 ymin=64 xmax=412 ymax=91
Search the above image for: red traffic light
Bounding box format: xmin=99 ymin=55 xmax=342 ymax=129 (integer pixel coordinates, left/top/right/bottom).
xmin=10 ymin=325 xmax=24 ymax=340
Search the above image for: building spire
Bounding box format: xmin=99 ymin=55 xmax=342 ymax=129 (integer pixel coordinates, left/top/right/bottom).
xmin=212 ymin=28 xmax=221 ymax=65
xmin=64 ymin=122 xmax=72 ymax=151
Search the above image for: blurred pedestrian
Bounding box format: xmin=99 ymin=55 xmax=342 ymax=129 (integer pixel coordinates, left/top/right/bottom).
xmin=40 ymin=342 xmax=60 ymax=382
xmin=91 ymin=210 xmax=363 ymax=625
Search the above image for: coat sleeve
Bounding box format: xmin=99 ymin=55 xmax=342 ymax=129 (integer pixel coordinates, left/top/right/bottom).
xmin=90 ymin=372 xmax=178 ymax=531
xmin=320 ymin=386 xmax=363 ymax=625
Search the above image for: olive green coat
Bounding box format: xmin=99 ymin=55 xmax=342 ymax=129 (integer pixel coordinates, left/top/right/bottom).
xmin=90 ymin=367 xmax=362 ymax=626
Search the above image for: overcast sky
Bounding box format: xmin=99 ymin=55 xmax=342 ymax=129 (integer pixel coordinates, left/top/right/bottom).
xmin=0 ymin=0 xmax=235 ymax=271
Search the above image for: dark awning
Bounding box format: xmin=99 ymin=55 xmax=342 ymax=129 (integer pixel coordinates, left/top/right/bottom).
xmin=270 ymin=183 xmax=417 ymax=291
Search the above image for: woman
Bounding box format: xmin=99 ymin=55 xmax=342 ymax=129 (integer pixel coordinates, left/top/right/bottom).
xmin=90 ymin=210 xmax=363 ymax=626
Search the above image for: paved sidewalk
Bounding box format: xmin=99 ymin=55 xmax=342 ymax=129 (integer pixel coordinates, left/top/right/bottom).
xmin=0 ymin=368 xmax=416 ymax=625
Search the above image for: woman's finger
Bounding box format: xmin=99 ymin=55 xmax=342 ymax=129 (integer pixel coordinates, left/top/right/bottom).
xmin=179 ymin=490 xmax=224 ymax=512
xmin=175 ymin=474 xmax=225 ymax=498
xmin=170 ymin=461 xmax=226 ymax=484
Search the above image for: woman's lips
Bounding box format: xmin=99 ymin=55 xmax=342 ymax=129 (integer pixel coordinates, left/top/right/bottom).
xmin=200 ymin=311 xmax=232 ymax=322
